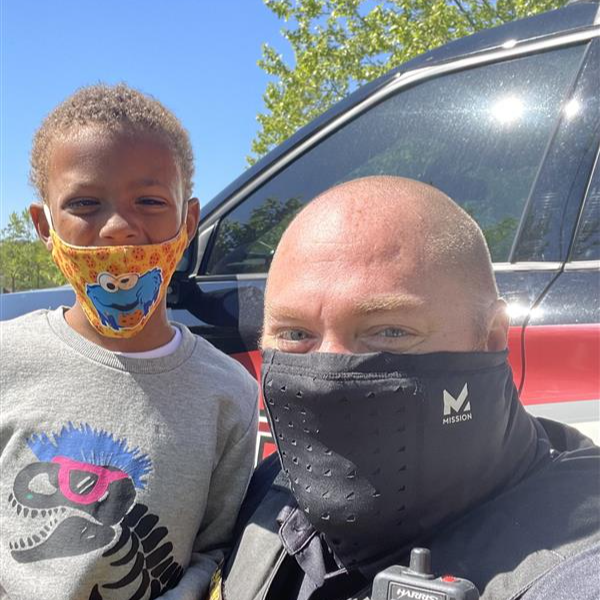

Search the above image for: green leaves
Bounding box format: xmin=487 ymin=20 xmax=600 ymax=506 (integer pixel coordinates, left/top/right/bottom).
xmin=0 ymin=210 xmax=65 ymax=292
xmin=250 ymin=0 xmax=568 ymax=164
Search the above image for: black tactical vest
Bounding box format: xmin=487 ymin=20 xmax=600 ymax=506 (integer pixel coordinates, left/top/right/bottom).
xmin=223 ymin=419 xmax=600 ymax=600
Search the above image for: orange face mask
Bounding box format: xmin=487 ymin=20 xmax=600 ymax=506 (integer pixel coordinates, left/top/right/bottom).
xmin=44 ymin=206 xmax=188 ymax=338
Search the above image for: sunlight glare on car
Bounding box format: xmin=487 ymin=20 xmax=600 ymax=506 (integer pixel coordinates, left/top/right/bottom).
xmin=564 ymin=98 xmax=581 ymax=120
xmin=490 ymin=96 xmax=524 ymax=125
xmin=506 ymin=302 xmax=544 ymax=321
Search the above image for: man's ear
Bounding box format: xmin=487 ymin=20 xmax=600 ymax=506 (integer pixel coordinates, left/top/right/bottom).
xmin=29 ymin=203 xmax=53 ymax=251
xmin=486 ymin=299 xmax=509 ymax=351
xmin=185 ymin=198 xmax=200 ymax=247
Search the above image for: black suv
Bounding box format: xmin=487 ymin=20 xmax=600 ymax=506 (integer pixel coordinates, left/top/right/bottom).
xmin=3 ymin=1 xmax=599 ymax=457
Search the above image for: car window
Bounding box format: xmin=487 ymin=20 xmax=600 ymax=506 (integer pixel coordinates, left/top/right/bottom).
xmin=570 ymin=155 xmax=600 ymax=261
xmin=205 ymin=45 xmax=585 ymax=275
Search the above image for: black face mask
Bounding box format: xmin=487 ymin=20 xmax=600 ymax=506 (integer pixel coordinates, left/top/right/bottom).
xmin=262 ymin=349 xmax=539 ymax=575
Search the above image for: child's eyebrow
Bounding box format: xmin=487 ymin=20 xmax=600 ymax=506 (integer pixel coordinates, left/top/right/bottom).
xmin=130 ymin=178 xmax=168 ymax=188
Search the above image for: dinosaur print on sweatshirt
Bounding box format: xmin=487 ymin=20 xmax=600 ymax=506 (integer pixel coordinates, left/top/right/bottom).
xmin=7 ymin=423 xmax=184 ymax=600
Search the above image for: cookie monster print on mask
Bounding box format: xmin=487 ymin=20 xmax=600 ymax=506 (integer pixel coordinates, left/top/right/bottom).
xmin=7 ymin=423 xmax=184 ymax=600
xmin=86 ymin=268 xmax=163 ymax=332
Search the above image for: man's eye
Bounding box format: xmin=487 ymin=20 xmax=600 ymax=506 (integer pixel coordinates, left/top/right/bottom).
xmin=376 ymin=328 xmax=408 ymax=338
xmin=278 ymin=330 xmax=311 ymax=342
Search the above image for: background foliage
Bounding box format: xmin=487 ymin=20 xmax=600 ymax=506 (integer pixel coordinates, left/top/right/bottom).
xmin=249 ymin=0 xmax=569 ymax=163
xmin=0 ymin=211 xmax=65 ymax=292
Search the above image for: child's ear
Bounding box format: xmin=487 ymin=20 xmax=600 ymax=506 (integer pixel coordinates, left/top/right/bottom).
xmin=185 ymin=198 xmax=200 ymax=246
xmin=30 ymin=203 xmax=53 ymax=251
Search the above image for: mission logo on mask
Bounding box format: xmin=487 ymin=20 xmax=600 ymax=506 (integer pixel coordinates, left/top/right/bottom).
xmin=442 ymin=383 xmax=472 ymax=425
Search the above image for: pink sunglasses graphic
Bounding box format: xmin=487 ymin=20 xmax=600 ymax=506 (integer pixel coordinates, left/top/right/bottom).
xmin=52 ymin=456 xmax=128 ymax=505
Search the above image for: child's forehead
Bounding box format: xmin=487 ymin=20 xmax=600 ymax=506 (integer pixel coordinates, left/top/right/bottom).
xmin=55 ymin=124 xmax=174 ymax=153
xmin=51 ymin=126 xmax=179 ymax=172
xmin=46 ymin=126 xmax=185 ymax=198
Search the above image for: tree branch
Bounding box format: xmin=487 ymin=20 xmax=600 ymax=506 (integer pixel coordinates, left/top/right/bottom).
xmin=481 ymin=0 xmax=500 ymax=21
xmin=451 ymin=0 xmax=478 ymax=28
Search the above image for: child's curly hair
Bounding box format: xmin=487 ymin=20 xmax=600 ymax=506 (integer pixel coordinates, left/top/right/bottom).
xmin=30 ymin=83 xmax=194 ymax=202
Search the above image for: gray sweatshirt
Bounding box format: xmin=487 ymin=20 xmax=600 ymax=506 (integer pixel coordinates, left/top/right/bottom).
xmin=0 ymin=308 xmax=258 ymax=600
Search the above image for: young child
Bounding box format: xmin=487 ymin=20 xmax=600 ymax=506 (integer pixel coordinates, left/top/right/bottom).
xmin=0 ymin=84 xmax=258 ymax=600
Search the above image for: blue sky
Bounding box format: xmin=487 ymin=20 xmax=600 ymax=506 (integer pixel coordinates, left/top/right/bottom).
xmin=0 ymin=0 xmax=285 ymax=226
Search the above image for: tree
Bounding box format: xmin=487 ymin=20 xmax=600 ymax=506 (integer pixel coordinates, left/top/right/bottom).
xmin=0 ymin=210 xmax=65 ymax=292
xmin=250 ymin=0 xmax=569 ymax=163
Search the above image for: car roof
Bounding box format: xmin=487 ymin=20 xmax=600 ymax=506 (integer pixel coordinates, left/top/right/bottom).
xmin=397 ymin=0 xmax=600 ymax=72
xmin=0 ymin=287 xmax=75 ymax=321
xmin=202 ymin=0 xmax=600 ymax=218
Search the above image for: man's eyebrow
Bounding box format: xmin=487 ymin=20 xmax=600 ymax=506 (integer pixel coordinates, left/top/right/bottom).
xmin=353 ymin=295 xmax=425 ymax=314
xmin=265 ymin=296 xmax=424 ymax=320
xmin=264 ymin=304 xmax=307 ymax=321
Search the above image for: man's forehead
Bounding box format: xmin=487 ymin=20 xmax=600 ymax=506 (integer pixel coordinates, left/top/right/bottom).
xmin=276 ymin=230 xmax=421 ymax=274
xmin=270 ymin=236 xmax=427 ymax=290
xmin=281 ymin=206 xmax=428 ymax=273
xmin=268 ymin=220 xmax=435 ymax=310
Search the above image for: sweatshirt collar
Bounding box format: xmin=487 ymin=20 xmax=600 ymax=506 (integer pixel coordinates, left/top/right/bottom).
xmin=46 ymin=307 xmax=197 ymax=374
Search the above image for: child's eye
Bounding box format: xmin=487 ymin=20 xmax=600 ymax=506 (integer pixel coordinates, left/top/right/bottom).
xmin=137 ymin=197 xmax=167 ymax=207
xmin=65 ymin=198 xmax=100 ymax=210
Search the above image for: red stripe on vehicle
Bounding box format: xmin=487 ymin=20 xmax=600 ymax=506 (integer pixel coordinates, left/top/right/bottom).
xmin=520 ymin=324 xmax=600 ymax=406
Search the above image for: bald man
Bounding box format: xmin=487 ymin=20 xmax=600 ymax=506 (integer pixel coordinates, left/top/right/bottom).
xmin=221 ymin=177 xmax=599 ymax=600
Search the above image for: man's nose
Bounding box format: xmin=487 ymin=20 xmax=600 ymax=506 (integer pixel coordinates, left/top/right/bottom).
xmin=317 ymin=336 xmax=355 ymax=354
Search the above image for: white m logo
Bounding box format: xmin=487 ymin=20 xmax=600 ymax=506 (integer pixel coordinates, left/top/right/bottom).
xmin=443 ymin=383 xmax=470 ymax=416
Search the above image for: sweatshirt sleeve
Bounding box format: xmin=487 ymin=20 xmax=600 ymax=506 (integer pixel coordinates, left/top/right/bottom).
xmin=159 ymin=378 xmax=259 ymax=600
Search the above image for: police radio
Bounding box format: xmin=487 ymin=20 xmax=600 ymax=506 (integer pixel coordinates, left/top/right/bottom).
xmin=372 ymin=548 xmax=479 ymax=600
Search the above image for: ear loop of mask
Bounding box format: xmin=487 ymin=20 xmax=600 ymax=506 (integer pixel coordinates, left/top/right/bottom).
xmin=181 ymin=199 xmax=190 ymax=238
xmin=43 ymin=204 xmax=55 ymax=231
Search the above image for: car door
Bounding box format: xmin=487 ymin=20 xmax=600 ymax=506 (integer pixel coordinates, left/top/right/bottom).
xmin=170 ymin=33 xmax=598 ymax=459
xmin=521 ymin=144 xmax=600 ymax=441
